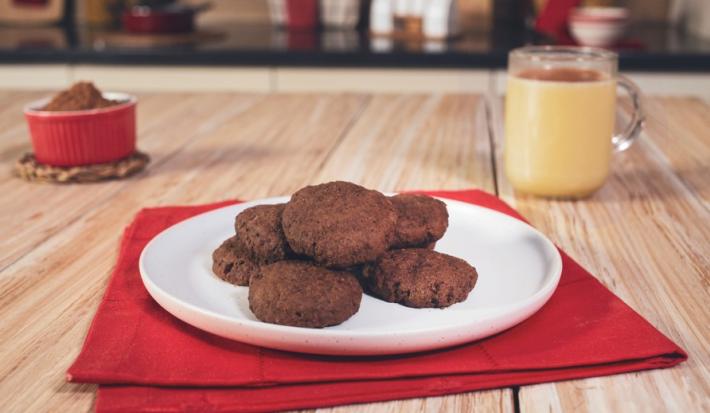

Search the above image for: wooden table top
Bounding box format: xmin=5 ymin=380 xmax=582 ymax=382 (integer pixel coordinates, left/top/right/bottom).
xmin=0 ymin=91 xmax=708 ymax=412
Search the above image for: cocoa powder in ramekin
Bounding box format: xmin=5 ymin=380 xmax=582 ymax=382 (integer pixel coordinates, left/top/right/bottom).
xmin=42 ymin=82 xmax=122 ymax=111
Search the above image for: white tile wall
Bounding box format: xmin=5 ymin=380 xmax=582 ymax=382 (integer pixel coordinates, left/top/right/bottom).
xmin=0 ymin=65 xmax=72 ymax=89
xmin=0 ymin=64 xmax=708 ymax=97
xmin=492 ymin=69 xmax=710 ymax=98
xmin=274 ymin=68 xmax=491 ymax=93
xmin=71 ymin=65 xmax=272 ymax=92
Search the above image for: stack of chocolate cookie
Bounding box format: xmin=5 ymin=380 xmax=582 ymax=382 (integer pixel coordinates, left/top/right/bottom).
xmin=212 ymin=181 xmax=478 ymax=328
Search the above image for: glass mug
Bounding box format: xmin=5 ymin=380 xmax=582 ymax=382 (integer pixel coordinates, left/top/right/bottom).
xmin=504 ymin=46 xmax=644 ymax=198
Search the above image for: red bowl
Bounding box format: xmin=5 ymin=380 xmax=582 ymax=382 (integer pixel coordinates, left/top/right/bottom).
xmin=24 ymin=93 xmax=137 ymax=167
xmin=570 ymin=7 xmax=629 ymax=22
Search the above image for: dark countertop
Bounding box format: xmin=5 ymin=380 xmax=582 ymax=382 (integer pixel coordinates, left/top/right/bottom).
xmin=1 ymin=23 xmax=710 ymax=72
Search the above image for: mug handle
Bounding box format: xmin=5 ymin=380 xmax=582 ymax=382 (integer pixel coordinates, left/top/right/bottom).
xmin=613 ymin=75 xmax=645 ymax=152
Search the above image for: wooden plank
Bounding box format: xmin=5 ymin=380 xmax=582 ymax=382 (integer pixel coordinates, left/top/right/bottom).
xmin=316 ymin=94 xmax=495 ymax=191
xmin=312 ymin=94 xmax=508 ymax=412
xmin=0 ymin=92 xmax=265 ymax=271
xmin=487 ymin=95 xmax=710 ymax=412
xmin=0 ymin=91 xmax=45 ymax=159
xmin=0 ymin=92 xmax=513 ymax=413
xmin=0 ymin=93 xmax=370 ymax=412
xmin=637 ymin=97 xmax=710 ymax=208
xmin=308 ymin=390 xmax=514 ymax=413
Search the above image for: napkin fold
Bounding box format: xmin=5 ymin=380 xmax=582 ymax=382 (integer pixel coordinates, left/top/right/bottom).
xmin=67 ymin=190 xmax=686 ymax=413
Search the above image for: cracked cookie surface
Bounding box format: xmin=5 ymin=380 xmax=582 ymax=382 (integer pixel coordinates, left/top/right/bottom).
xmin=389 ymin=194 xmax=448 ymax=249
xmin=212 ymin=236 xmax=260 ymax=286
xmin=363 ymin=248 xmax=477 ymax=308
xmin=234 ymin=203 xmax=291 ymax=264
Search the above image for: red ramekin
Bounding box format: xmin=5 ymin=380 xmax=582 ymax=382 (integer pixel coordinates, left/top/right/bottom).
xmin=24 ymin=92 xmax=137 ymax=167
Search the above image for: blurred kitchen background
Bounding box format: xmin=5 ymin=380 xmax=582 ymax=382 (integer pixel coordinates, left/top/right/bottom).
xmin=1 ymin=0 xmax=709 ymax=95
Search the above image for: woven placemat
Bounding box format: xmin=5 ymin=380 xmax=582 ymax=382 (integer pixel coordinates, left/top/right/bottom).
xmin=15 ymin=151 xmax=150 ymax=183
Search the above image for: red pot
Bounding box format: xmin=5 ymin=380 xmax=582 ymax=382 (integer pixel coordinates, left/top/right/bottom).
xmin=122 ymin=3 xmax=210 ymax=34
xmin=24 ymin=93 xmax=137 ymax=167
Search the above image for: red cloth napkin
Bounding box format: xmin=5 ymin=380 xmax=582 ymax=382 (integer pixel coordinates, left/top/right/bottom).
xmin=67 ymin=190 xmax=686 ymax=413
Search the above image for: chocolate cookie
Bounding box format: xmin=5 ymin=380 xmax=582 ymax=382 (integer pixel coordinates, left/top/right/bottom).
xmin=364 ymin=248 xmax=477 ymax=308
xmin=234 ymin=204 xmax=291 ymax=264
xmin=249 ymin=261 xmax=363 ymax=328
xmin=211 ymin=236 xmax=260 ymax=286
xmin=390 ymin=194 xmax=448 ymax=249
xmin=282 ymin=181 xmax=397 ymax=268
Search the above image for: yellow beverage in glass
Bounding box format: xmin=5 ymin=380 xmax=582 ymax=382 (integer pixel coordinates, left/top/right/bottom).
xmin=505 ymin=70 xmax=616 ymax=197
xmin=503 ymin=47 xmax=644 ymax=198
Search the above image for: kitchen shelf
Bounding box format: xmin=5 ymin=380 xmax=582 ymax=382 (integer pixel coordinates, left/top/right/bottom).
xmin=1 ymin=23 xmax=709 ymax=72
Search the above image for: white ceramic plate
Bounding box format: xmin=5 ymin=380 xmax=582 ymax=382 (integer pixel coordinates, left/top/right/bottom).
xmin=140 ymin=196 xmax=562 ymax=356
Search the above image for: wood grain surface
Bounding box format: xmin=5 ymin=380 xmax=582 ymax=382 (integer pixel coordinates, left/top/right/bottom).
xmin=0 ymin=91 xmax=708 ymax=412
xmin=488 ymin=94 xmax=710 ymax=413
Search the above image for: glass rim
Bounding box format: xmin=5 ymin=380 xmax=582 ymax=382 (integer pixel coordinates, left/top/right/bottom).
xmin=510 ymin=46 xmax=617 ymax=62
